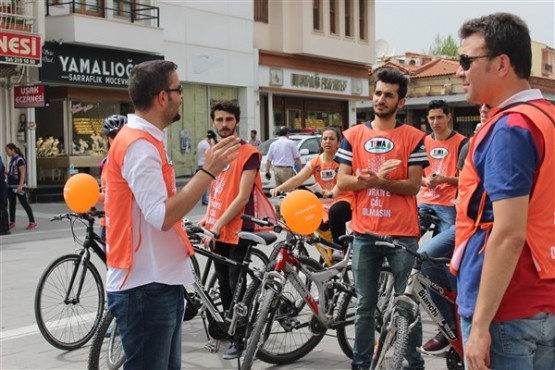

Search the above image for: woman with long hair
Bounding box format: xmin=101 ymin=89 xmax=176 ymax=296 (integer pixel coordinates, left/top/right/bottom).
xmin=5 ymin=143 xmax=36 ymax=230
xmin=270 ymin=127 xmax=353 ymax=244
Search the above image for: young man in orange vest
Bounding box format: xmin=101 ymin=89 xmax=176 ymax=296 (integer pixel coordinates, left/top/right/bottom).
xmin=452 ymin=13 xmax=555 ymax=370
xmin=104 ymin=60 xmax=240 ymax=369
xmin=417 ymin=99 xmax=468 ymax=354
xmin=200 ymin=100 xmax=267 ymax=360
xmin=335 ymin=68 xmax=429 ymax=370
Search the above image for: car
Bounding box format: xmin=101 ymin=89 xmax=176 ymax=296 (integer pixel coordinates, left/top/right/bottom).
xmin=258 ymin=134 xmax=322 ymax=193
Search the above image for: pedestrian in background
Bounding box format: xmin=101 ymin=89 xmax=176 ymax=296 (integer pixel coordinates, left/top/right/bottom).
xmin=104 ymin=60 xmax=240 ymax=369
xmin=248 ymin=129 xmax=261 ymax=147
xmin=197 ymin=130 xmax=217 ymax=205
xmin=5 ymin=143 xmax=36 ymax=230
xmin=452 ymin=12 xmax=555 ymax=370
xmin=0 ymin=157 xmax=10 ymax=235
xmin=265 ymin=126 xmax=302 ymax=187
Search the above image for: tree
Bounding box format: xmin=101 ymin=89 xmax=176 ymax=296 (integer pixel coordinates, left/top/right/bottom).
xmin=428 ymin=34 xmax=458 ymax=57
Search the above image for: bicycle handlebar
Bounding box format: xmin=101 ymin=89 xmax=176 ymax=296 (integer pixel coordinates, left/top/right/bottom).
xmin=50 ymin=208 xmax=105 ymax=222
xmin=308 ymin=235 xmax=344 ymax=251
xmin=365 ymin=232 xmax=451 ymax=266
xmin=182 ymin=219 xmax=220 ymax=240
xmin=240 ymin=214 xmax=274 ymax=227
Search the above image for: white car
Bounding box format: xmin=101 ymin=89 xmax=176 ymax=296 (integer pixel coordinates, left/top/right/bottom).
xmin=258 ymin=134 xmax=322 ymax=193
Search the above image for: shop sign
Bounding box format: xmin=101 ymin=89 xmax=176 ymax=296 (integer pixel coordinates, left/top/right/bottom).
xmin=39 ymin=42 xmax=163 ymax=88
xmin=291 ymin=73 xmax=348 ymax=93
xmin=14 ymin=85 xmax=48 ymax=108
xmin=0 ymin=31 xmax=42 ymax=66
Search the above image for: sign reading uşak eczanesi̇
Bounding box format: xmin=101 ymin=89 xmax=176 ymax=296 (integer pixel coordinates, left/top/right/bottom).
xmin=39 ymin=42 xmax=163 ymax=88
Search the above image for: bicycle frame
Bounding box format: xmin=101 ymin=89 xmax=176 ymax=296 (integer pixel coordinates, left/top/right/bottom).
xmin=261 ymin=239 xmax=353 ymax=329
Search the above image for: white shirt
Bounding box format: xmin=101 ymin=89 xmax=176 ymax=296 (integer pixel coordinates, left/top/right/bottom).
xmin=197 ymin=139 xmax=210 ymax=167
xmin=266 ymin=136 xmax=300 ymax=167
xmin=106 ymin=114 xmax=194 ymax=292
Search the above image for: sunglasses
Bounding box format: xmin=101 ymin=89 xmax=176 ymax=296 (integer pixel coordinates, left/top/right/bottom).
xmin=152 ymin=85 xmax=183 ymax=96
xmin=459 ymin=54 xmax=493 ymax=71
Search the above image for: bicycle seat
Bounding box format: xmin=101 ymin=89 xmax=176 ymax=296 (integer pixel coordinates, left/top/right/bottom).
xmin=237 ymin=231 xmax=277 ymax=246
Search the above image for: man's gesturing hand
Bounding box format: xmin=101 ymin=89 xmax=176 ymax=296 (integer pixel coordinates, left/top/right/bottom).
xmin=203 ymin=136 xmax=241 ymax=176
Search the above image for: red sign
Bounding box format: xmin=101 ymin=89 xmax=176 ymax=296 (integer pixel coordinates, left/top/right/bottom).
xmin=14 ymin=85 xmax=47 ymax=108
xmin=0 ymin=31 xmax=42 ymax=66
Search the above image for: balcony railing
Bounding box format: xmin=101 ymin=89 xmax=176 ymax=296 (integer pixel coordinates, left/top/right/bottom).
xmin=45 ymin=0 xmax=159 ymax=27
xmin=0 ymin=0 xmax=36 ymax=32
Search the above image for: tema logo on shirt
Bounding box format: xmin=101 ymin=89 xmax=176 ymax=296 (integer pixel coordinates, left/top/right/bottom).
xmin=430 ymin=147 xmax=448 ymax=159
xmin=365 ymin=137 xmax=394 ymax=154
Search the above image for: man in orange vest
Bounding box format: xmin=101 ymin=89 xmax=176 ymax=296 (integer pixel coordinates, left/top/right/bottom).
xmin=336 ymin=68 xmax=429 ymax=370
xmin=453 ymin=13 xmax=555 ymax=370
xmin=104 ymin=60 xmax=240 ymax=369
xmin=417 ymin=99 xmax=467 ymax=354
xmin=200 ymin=100 xmax=266 ymax=360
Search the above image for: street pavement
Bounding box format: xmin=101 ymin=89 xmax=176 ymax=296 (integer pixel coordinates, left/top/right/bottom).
xmin=1 ymin=200 xmax=448 ymax=370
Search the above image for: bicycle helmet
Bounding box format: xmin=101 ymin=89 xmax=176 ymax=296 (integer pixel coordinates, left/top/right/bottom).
xmin=102 ymin=115 xmax=127 ymax=136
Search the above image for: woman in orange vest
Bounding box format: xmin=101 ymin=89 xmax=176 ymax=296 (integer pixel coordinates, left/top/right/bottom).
xmin=270 ymin=127 xmax=353 ymax=245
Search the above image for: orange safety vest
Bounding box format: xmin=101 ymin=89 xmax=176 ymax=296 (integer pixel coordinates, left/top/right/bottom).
xmin=343 ymin=124 xmax=425 ymax=237
xmin=310 ymin=155 xmax=354 ymax=223
xmin=205 ymin=142 xmax=276 ymax=244
xmin=105 ymin=126 xmax=194 ymax=276
xmin=418 ymin=132 xmax=467 ymax=206
xmin=452 ymin=100 xmax=555 ymax=279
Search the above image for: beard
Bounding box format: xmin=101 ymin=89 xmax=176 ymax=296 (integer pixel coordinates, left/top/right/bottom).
xmin=171 ymin=112 xmax=181 ymax=123
xmin=374 ymin=102 xmax=399 ymax=119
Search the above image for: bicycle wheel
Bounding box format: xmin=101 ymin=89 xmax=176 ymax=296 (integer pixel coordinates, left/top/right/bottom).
xmin=35 ymin=253 xmax=105 ymax=350
xmin=255 ymin=256 xmax=326 ymax=365
xmin=372 ymin=313 xmax=409 ymax=370
xmin=335 ymin=290 xmax=356 ymax=359
xmin=241 ymin=288 xmax=277 ymax=370
xmin=205 ymin=247 xmax=270 ymax=311
xmin=88 ymin=310 xmax=125 ymax=370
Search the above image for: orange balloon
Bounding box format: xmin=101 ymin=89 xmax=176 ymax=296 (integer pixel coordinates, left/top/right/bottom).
xmin=280 ymin=190 xmax=322 ymax=235
xmin=63 ymin=173 xmax=100 ymax=213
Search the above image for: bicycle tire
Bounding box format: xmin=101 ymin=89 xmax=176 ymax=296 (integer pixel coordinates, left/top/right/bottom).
xmin=88 ymin=310 xmax=125 ymax=370
xmin=34 ymin=253 xmax=104 ymax=350
xmin=335 ymin=266 xmax=393 ymax=360
xmin=255 ymin=256 xmax=326 ymax=365
xmin=335 ymin=290 xmax=356 ymax=359
xmin=372 ymin=313 xmax=409 ymax=370
xmin=241 ymin=288 xmax=277 ymax=370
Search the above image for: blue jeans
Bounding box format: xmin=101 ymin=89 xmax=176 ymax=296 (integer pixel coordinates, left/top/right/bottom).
xmin=461 ymin=313 xmax=555 ymax=370
xmin=351 ymin=235 xmax=424 ymax=369
xmin=107 ymin=283 xmax=184 ymax=370
xmin=418 ymin=224 xmax=457 ymax=330
xmin=418 ymin=204 xmax=455 ymax=233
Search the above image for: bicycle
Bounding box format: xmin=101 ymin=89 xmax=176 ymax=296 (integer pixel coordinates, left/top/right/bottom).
xmin=239 ymin=214 xmax=357 ymax=370
xmin=369 ymin=233 xmax=464 ymax=370
xmin=88 ymin=222 xmax=274 ymax=370
xmin=34 ymin=208 xmax=107 ymax=351
xmin=419 ymin=208 xmax=441 ymax=239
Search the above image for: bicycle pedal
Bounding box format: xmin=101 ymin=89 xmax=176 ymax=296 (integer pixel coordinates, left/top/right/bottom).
xmin=235 ymin=303 xmax=247 ymax=317
xmin=204 ymin=339 xmax=220 ymax=353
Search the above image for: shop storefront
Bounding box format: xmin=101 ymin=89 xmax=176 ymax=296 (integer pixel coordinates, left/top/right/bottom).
xmin=258 ymin=52 xmax=371 ymax=138
xmin=34 ymin=42 xmax=161 ymax=186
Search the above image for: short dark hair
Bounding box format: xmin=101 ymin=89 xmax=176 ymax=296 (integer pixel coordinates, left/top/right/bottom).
xmin=375 ymin=68 xmax=409 ymax=99
xmin=459 ymin=13 xmax=531 ymax=79
xmin=210 ymin=100 xmax=240 ymax=122
xmin=128 ymin=60 xmax=178 ymax=111
xmin=278 ymin=126 xmax=289 ymax=136
xmin=250 ymin=129 xmax=257 ymax=135
xmin=427 ymin=100 xmax=450 ymax=115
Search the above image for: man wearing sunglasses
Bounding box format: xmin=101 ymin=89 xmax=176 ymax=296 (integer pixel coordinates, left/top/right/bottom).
xmin=104 ymin=60 xmax=240 ymax=369
xmin=452 ymin=13 xmax=555 ymax=370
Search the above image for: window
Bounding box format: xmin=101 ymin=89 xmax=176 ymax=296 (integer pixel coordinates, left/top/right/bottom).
xmin=72 ymin=0 xmax=104 ymax=17
xmin=345 ymin=0 xmax=353 ymax=37
xmin=300 ymin=138 xmax=321 ymax=155
xmin=114 ymin=0 xmax=135 ymax=18
xmin=329 ymin=0 xmax=337 ymax=34
xmin=358 ymin=0 xmax=366 ymax=40
xmin=313 ymin=0 xmax=321 ymax=31
xmin=254 ymin=0 xmax=268 ymax=23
